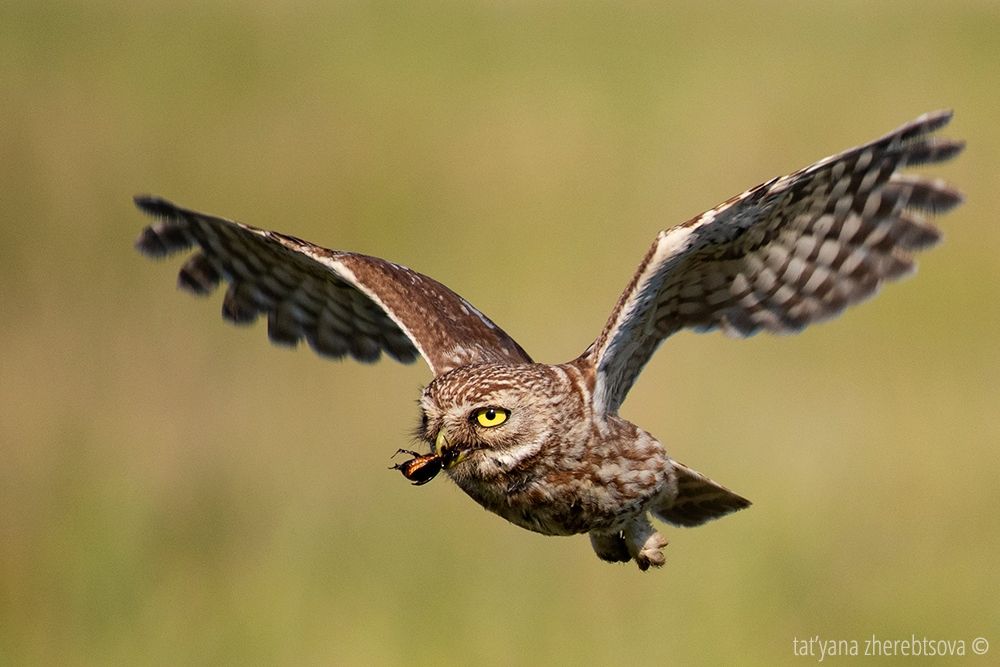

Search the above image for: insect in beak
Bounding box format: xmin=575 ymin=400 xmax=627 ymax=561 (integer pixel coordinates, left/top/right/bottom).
xmin=390 ymin=449 xmax=443 ymax=486
xmin=390 ymin=431 xmax=469 ymax=485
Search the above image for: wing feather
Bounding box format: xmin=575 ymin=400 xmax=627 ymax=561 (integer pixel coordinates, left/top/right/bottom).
xmin=135 ymin=197 xmax=531 ymax=376
xmin=583 ymin=110 xmax=964 ymax=414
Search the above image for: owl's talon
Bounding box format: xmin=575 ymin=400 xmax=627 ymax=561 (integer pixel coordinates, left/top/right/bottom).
xmin=623 ymin=517 xmax=669 ymax=571
xmin=635 ymin=539 xmax=668 ymax=570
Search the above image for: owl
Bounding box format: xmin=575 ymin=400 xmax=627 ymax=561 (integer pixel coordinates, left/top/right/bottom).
xmin=136 ymin=111 xmax=963 ymax=570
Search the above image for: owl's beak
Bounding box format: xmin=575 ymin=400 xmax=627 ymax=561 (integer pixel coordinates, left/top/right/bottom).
xmin=434 ymin=430 xmax=467 ymax=468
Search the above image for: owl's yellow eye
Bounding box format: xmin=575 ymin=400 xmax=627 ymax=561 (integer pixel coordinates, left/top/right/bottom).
xmin=473 ymin=407 xmax=509 ymax=428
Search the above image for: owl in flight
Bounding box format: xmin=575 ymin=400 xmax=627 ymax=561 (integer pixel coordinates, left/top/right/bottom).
xmin=136 ymin=111 xmax=962 ymax=570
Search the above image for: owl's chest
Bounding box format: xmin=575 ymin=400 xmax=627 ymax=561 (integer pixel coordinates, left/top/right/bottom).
xmin=451 ymin=451 xmax=667 ymax=536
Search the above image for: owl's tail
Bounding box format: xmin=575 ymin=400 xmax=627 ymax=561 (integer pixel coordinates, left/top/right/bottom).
xmin=652 ymin=459 xmax=751 ymax=527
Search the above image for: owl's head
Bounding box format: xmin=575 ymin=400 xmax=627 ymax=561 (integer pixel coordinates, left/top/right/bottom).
xmin=417 ymin=363 xmax=582 ymax=481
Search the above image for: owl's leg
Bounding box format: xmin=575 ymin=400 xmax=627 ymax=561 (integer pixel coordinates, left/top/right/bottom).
xmin=623 ymin=515 xmax=668 ymax=571
xmin=589 ymin=531 xmax=630 ymax=563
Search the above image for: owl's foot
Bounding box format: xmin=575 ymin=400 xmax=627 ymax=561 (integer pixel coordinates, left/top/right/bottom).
xmin=624 ymin=516 xmax=668 ymax=571
xmin=589 ymin=531 xmax=631 ymax=563
xmin=589 ymin=518 xmax=669 ymax=570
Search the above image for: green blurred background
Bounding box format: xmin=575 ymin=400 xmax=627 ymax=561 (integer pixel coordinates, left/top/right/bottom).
xmin=2 ymin=1 xmax=997 ymax=664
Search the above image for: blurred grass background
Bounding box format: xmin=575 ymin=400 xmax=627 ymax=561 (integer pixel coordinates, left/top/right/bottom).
xmin=2 ymin=1 xmax=998 ymax=664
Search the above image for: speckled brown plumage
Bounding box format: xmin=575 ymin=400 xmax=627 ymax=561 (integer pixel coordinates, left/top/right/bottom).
xmin=135 ymin=111 xmax=963 ymax=570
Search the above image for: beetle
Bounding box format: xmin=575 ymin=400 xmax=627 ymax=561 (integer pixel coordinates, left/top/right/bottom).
xmin=390 ymin=449 xmax=444 ymax=486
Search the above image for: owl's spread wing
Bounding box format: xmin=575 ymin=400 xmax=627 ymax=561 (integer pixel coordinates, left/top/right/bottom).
xmin=135 ymin=197 xmax=531 ymax=376
xmin=583 ymin=110 xmax=964 ymax=415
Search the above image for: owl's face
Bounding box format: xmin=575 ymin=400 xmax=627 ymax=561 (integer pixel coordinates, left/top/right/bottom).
xmin=417 ymin=363 xmax=580 ymax=482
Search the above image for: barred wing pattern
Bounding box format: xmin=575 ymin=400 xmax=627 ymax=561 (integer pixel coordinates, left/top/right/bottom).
xmin=135 ymin=197 xmax=531 ymax=376
xmin=586 ymin=110 xmax=964 ymax=414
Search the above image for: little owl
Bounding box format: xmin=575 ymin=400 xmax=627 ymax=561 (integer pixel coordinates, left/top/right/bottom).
xmin=136 ymin=111 xmax=963 ymax=570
